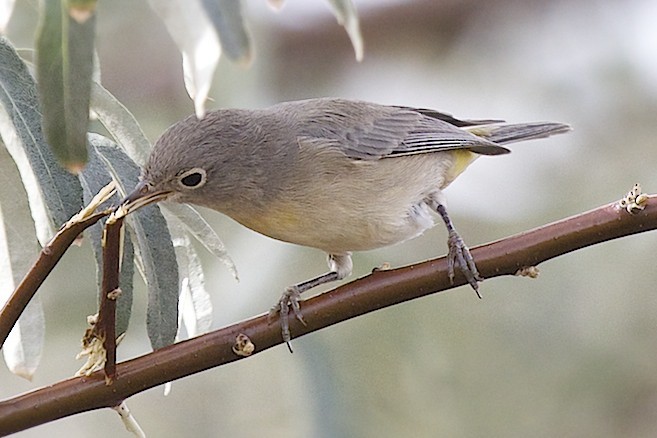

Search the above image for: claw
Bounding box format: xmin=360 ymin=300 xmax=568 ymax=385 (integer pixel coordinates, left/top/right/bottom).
xmin=447 ymin=230 xmax=483 ymax=298
xmin=268 ymin=285 xmax=307 ymax=351
xmin=433 ymin=202 xmax=483 ymax=297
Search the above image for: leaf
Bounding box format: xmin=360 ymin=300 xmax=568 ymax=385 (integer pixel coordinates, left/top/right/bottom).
xmin=2 ymin=298 xmax=44 ymax=380
xmin=326 ymin=0 xmax=363 ymax=61
xmin=90 ymin=80 xmax=151 ymax=167
xmin=79 ymin=140 xmax=134 ymax=337
xmin=0 ymin=142 xmax=44 ymax=380
xmin=0 ymin=0 xmax=16 ymax=33
xmin=161 ymin=203 xmax=238 ymax=281
xmin=148 ymin=0 xmax=221 ymax=119
xmin=201 ymin=0 xmax=252 ymax=65
xmin=0 ymin=37 xmax=83 ymax=244
xmin=88 ymin=134 xmax=179 ymax=350
xmin=130 ymin=203 xmax=178 ymax=350
xmin=172 ymin=232 xmax=213 ymax=339
xmin=36 ymin=0 xmax=96 ymax=172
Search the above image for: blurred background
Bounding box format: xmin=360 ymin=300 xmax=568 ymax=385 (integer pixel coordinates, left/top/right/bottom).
xmin=3 ymin=0 xmax=657 ymax=436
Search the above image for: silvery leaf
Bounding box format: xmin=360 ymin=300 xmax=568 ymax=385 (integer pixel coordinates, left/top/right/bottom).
xmin=79 ymin=139 xmax=135 ymax=336
xmin=201 ymin=0 xmax=252 ymax=65
xmin=90 ymin=80 xmax=151 ymax=167
xmin=171 ymin=232 xmax=213 ymax=339
xmin=148 ymin=0 xmax=221 ymax=119
xmin=0 ymin=37 xmax=83 ymax=245
xmin=89 ymin=134 xmax=179 ymax=350
xmin=326 ymin=0 xmax=363 ymax=61
xmin=162 ymin=203 xmax=238 ymax=281
xmin=0 ymin=142 xmax=44 ymax=380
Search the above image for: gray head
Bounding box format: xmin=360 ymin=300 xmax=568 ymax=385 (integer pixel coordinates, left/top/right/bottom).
xmin=123 ymin=108 xmax=294 ymax=212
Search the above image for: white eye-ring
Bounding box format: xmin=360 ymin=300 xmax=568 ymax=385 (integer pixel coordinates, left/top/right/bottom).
xmin=177 ymin=168 xmax=207 ymax=189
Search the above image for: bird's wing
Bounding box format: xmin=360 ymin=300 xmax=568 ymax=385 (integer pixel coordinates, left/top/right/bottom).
xmin=291 ymin=99 xmax=510 ymax=161
xmin=393 ymin=105 xmax=504 ymax=128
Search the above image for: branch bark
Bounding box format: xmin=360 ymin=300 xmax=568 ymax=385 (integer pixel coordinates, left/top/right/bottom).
xmin=99 ymin=216 xmax=124 ymax=381
xmin=0 ymin=195 xmax=656 ymax=435
xmin=0 ymin=211 xmax=109 ymax=350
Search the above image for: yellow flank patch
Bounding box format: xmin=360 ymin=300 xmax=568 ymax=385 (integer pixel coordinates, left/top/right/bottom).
xmin=264 ymin=207 xmax=301 ymax=229
xmin=236 ymin=200 xmax=301 ymax=237
xmin=445 ymin=149 xmax=478 ymax=183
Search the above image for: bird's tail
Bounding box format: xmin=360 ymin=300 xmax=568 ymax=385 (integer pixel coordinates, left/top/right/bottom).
xmin=465 ymin=122 xmax=571 ymax=145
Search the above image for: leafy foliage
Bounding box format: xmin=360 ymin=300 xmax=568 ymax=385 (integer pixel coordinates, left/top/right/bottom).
xmin=0 ymin=0 xmax=362 ymax=373
xmin=36 ymin=0 xmax=95 ymax=172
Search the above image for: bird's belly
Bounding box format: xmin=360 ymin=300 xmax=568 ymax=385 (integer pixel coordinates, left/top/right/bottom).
xmin=228 ymin=153 xmax=461 ymax=254
xmin=234 ymin=198 xmax=437 ymax=254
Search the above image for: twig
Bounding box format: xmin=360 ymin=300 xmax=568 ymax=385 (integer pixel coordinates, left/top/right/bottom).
xmin=96 ymin=214 xmax=124 ymax=382
xmin=0 ymin=211 xmax=109 ymax=349
xmin=75 ymin=217 xmax=125 ymax=380
xmin=0 ymin=182 xmax=116 ymax=348
xmin=0 ymin=195 xmax=655 ymax=435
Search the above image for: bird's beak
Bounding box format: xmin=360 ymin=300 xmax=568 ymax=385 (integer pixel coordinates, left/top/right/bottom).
xmin=119 ymin=180 xmax=172 ymax=214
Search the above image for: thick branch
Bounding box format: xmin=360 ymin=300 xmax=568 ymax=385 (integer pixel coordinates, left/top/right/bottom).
xmin=0 ymin=197 xmax=656 ymax=435
xmin=0 ymin=211 xmax=109 ymax=349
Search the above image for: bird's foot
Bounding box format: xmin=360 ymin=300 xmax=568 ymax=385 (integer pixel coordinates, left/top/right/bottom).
xmin=447 ymin=230 xmax=483 ymax=298
xmin=268 ymin=285 xmax=306 ymax=352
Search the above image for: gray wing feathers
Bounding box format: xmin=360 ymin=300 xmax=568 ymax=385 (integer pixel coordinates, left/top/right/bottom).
xmin=283 ymin=99 xmax=566 ymax=161
xmin=393 ymin=105 xmax=503 ymax=127
xmin=293 ymin=101 xmax=508 ymax=160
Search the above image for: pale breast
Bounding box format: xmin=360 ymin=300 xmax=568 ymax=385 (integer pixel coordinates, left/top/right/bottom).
xmin=225 ymin=151 xmax=466 ymax=254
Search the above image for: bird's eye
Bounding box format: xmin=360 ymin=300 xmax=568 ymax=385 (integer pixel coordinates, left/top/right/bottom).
xmin=178 ymin=168 xmax=207 ymax=189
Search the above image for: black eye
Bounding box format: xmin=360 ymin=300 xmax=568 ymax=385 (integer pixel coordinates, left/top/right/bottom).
xmin=178 ymin=168 xmax=206 ymax=188
xmin=181 ymin=172 xmax=202 ymax=187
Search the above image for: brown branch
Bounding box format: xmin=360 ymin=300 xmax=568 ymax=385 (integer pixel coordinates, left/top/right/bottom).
xmin=0 ymin=196 xmax=656 ymax=435
xmin=99 ymin=216 xmax=124 ymax=381
xmin=0 ymin=211 xmax=109 ymax=349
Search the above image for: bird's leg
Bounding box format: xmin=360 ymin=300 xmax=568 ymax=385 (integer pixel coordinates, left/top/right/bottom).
xmin=433 ymin=202 xmax=483 ymax=298
xmin=269 ymin=253 xmax=353 ymax=349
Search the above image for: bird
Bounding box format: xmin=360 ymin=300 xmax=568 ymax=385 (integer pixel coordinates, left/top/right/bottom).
xmin=121 ymin=97 xmax=570 ymax=345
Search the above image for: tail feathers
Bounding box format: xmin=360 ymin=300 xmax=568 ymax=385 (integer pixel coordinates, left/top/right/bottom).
xmin=466 ymin=122 xmax=571 ymax=145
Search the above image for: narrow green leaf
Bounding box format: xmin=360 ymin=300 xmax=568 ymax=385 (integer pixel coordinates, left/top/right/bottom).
xmin=88 ymin=134 xmax=179 ymax=350
xmin=130 ymin=202 xmax=179 ymax=350
xmin=171 ymin=232 xmax=213 ymax=339
xmin=36 ymin=0 xmax=96 ymax=172
xmin=326 ymin=0 xmax=363 ymax=61
xmin=201 ymin=0 xmax=252 ymax=64
xmin=148 ymin=0 xmax=221 ymax=118
xmin=90 ymin=80 xmax=151 ymax=166
xmin=0 ymin=37 xmax=83 ymax=242
xmin=0 ymin=143 xmax=44 ymax=380
xmin=79 ymin=138 xmax=134 ymax=337
xmin=63 ymin=3 xmax=95 ymax=169
xmin=161 ymin=203 xmax=237 ymax=280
